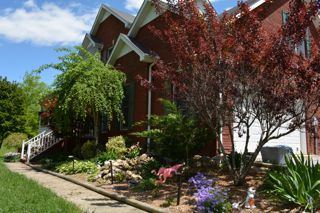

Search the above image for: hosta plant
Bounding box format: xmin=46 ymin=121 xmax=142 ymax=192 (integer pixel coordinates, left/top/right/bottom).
xmin=267 ymin=153 xmax=320 ymax=212
xmin=56 ymin=160 xmax=97 ymax=175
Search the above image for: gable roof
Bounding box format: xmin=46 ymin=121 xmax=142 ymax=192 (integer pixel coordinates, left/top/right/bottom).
xmin=90 ymin=5 xmax=135 ymax=36
xmin=82 ymin=33 xmax=103 ymax=54
xmin=107 ymin=34 xmax=155 ymax=65
xmin=128 ymin=0 xmax=217 ymax=37
xmin=128 ymin=0 xmax=160 ymax=37
xmin=106 ymin=6 xmax=135 ymax=24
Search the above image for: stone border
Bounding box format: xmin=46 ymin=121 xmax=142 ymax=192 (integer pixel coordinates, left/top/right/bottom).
xmin=26 ymin=163 xmax=171 ymax=213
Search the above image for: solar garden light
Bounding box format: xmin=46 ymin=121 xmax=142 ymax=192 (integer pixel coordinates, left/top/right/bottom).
xmin=176 ymin=172 xmax=182 ymax=205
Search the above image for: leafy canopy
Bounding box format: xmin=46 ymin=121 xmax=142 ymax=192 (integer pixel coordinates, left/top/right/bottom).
xmin=135 ymin=99 xmax=211 ymax=162
xmin=21 ymin=72 xmax=49 ymax=137
xmin=37 ymin=47 xmax=126 ymax=130
xmin=0 ymin=77 xmax=25 ymax=142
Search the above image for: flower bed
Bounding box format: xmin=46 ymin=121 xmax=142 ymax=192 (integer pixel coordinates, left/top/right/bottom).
xmin=35 ymin=153 xmax=320 ymax=212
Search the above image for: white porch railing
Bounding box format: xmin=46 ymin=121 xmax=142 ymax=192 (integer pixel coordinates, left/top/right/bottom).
xmin=20 ymin=130 xmax=61 ymax=163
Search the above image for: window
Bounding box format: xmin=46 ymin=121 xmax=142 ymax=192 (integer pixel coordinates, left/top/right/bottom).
xmin=101 ymin=46 xmax=114 ymax=63
xmin=282 ymin=11 xmax=311 ymax=58
xmin=282 ymin=11 xmax=289 ymax=24
xmin=120 ymin=83 xmax=135 ymax=130
xmin=100 ymin=112 xmax=107 ymax=134
xmin=107 ymin=47 xmax=114 ymax=58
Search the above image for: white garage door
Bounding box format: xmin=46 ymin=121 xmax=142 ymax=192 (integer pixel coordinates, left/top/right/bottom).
xmin=233 ymin=120 xmax=302 ymax=155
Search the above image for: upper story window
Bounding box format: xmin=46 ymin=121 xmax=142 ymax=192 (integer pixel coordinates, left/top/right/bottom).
xmin=282 ymin=11 xmax=311 ymax=58
xmin=101 ymin=44 xmax=115 ymax=63
xmin=107 ymin=46 xmax=114 ymax=58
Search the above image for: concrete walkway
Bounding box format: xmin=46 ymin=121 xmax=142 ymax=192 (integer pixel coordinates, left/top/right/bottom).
xmin=5 ymin=162 xmax=145 ymax=213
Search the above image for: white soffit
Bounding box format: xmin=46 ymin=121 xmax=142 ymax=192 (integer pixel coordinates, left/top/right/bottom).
xmin=250 ymin=0 xmax=266 ymax=11
xmin=128 ymin=0 xmax=161 ymax=37
xmin=107 ymin=34 xmax=154 ymax=65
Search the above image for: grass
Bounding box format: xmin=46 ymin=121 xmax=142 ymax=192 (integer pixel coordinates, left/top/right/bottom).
xmin=0 ymin=147 xmax=83 ymax=213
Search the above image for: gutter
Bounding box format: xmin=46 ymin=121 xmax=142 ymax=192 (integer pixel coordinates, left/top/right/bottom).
xmin=147 ymin=62 xmax=156 ymax=154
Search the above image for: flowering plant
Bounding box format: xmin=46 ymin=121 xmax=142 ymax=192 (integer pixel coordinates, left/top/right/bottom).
xmin=189 ymin=173 xmax=231 ymax=213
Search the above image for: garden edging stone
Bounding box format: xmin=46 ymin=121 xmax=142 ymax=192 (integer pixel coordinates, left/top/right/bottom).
xmin=26 ymin=163 xmax=171 ymax=213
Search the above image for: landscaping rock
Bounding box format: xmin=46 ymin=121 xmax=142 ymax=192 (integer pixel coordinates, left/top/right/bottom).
xmin=138 ymin=154 xmax=150 ymax=163
xmin=187 ymin=154 xmax=224 ymax=174
xmin=96 ymin=154 xmax=155 ymax=183
xmin=125 ymin=171 xmax=142 ymax=182
xmin=3 ymin=152 xmax=20 ymax=162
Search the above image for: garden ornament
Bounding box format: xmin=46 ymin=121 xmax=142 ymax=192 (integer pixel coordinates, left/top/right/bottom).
xmin=152 ymin=163 xmax=184 ymax=184
xmin=245 ymin=187 xmax=256 ymax=209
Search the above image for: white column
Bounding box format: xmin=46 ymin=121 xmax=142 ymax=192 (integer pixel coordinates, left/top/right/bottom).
xmin=27 ymin=144 xmax=31 ymax=163
xmin=20 ymin=141 xmax=25 ymax=160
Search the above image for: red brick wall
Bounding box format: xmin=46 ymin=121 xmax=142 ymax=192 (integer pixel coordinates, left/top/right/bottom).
xmin=95 ymin=15 xmax=129 ymax=60
xmin=259 ymin=0 xmax=289 ymax=32
xmin=135 ymin=13 xmax=175 ymax=63
xmin=222 ymin=127 xmax=232 ymax=153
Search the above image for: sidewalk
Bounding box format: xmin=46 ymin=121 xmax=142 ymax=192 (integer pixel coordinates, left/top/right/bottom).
xmin=5 ymin=162 xmax=145 ymax=213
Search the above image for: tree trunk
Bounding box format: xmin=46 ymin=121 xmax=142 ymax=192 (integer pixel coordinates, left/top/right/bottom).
xmin=93 ymin=112 xmax=100 ymax=144
xmin=234 ymin=175 xmax=246 ymax=186
xmin=233 ymin=142 xmax=265 ymax=185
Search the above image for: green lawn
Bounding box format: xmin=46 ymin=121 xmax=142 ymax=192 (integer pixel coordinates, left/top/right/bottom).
xmin=0 ymin=148 xmax=83 ymax=213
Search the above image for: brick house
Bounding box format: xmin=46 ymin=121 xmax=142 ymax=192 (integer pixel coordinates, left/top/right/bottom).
xmin=82 ymin=0 xmax=320 ymax=156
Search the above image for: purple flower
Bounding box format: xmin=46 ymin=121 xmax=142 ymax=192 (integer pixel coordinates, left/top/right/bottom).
xmin=189 ymin=173 xmax=229 ymax=213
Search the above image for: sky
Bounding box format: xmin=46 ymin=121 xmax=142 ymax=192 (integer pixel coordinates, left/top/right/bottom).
xmin=0 ymin=0 xmax=238 ymax=86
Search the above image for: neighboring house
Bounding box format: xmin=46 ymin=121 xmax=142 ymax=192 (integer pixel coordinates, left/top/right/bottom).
xmin=82 ymin=0 xmax=320 ymax=156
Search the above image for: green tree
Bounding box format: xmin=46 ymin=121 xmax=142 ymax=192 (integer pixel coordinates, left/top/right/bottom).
xmin=37 ymin=47 xmax=126 ymax=143
xmin=0 ymin=77 xmax=25 ymax=143
xmin=135 ymin=99 xmax=212 ymax=163
xmin=21 ymin=72 xmax=49 ymax=137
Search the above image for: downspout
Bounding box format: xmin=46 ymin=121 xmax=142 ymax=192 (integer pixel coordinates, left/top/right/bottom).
xmin=147 ymin=62 xmax=156 ymax=154
xmin=312 ymin=116 xmax=319 ymax=155
xmin=218 ymin=92 xmax=223 ymax=154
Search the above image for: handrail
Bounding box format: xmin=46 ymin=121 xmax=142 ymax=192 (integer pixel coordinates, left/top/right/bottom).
xmin=21 ymin=130 xmax=61 ymax=163
xmin=24 ymin=131 xmax=47 ymax=145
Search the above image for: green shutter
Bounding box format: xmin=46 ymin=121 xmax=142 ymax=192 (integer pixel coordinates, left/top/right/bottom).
xmin=305 ymin=28 xmax=311 ymax=58
xmin=282 ymin=11 xmax=289 ymax=25
xmin=127 ymin=83 xmax=135 ymax=128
